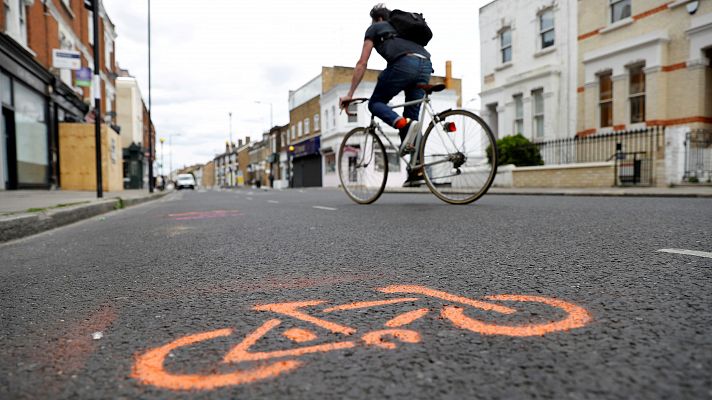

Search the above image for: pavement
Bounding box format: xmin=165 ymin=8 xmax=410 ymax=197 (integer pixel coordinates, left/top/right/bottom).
xmin=0 ymin=189 xmax=168 ymax=242
xmin=0 ymin=188 xmax=710 ymax=399
xmin=0 ymin=189 xmax=166 ymax=214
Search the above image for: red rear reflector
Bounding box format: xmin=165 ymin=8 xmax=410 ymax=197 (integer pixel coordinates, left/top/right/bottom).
xmin=445 ymin=122 xmax=457 ymax=132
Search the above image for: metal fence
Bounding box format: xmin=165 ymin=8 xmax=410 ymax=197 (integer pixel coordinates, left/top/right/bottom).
xmin=683 ymin=129 xmax=712 ymax=183
xmin=533 ymin=127 xmax=664 ymax=186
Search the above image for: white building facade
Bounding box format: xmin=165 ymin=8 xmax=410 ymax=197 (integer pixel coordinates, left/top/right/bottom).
xmin=479 ymin=0 xmax=578 ymax=142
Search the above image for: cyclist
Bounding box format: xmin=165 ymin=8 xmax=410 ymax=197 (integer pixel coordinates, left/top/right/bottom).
xmin=340 ymin=3 xmax=433 ymax=186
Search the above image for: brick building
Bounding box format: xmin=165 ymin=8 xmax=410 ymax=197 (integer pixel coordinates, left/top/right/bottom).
xmin=1 ymin=0 xmax=123 ymax=190
xmin=577 ymin=0 xmax=712 ymax=135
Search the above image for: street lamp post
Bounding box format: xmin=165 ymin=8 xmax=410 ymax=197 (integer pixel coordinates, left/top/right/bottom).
xmin=228 ymin=112 xmax=233 ymax=148
xmin=159 ymin=137 xmax=165 ymax=177
xmin=147 ymin=0 xmax=154 ymax=193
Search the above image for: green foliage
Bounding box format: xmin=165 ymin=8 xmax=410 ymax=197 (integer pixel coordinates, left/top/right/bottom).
xmin=487 ymin=134 xmax=544 ymax=167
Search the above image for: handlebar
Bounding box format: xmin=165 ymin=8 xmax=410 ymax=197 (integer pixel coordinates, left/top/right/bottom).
xmin=340 ymin=98 xmax=369 ymax=116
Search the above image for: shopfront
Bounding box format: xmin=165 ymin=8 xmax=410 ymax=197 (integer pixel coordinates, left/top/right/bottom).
xmin=1 ymin=33 xmax=88 ymax=190
xmin=291 ymin=136 xmax=322 ymax=188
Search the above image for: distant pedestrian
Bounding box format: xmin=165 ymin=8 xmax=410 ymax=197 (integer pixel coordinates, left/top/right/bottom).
xmin=269 ymin=172 xmax=275 ymax=188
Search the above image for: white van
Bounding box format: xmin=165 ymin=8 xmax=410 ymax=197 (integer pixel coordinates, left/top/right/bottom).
xmin=175 ymin=174 xmax=196 ymax=190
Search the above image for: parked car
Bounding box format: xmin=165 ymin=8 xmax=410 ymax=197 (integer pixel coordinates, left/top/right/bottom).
xmin=175 ymin=174 xmax=196 ymax=190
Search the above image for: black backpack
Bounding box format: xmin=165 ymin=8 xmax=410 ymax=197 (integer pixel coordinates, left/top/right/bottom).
xmin=388 ymin=9 xmax=433 ymax=47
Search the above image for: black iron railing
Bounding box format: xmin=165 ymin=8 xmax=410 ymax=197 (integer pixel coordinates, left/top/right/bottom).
xmin=683 ymin=129 xmax=712 ymax=183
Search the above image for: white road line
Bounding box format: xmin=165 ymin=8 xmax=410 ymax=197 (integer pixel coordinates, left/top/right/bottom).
xmin=268 ymin=200 xmax=279 ymax=204
xmin=313 ymin=206 xmax=337 ymax=211
xmin=246 ymin=197 xmax=253 ymax=201
xmin=657 ymin=248 xmax=712 ymax=259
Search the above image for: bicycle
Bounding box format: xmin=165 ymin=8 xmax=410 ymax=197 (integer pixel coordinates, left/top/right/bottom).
xmin=339 ymin=84 xmax=498 ymax=205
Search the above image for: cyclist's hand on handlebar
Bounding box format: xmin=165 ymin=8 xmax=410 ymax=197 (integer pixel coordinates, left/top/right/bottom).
xmin=339 ymin=96 xmax=352 ymax=111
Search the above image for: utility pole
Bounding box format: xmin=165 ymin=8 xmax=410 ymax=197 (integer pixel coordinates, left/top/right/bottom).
xmin=87 ymin=0 xmax=102 ymax=198
xmin=147 ymin=0 xmax=154 ymax=193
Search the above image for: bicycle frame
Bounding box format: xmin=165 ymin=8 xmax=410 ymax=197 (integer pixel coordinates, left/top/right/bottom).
xmin=365 ymin=94 xmax=459 ymax=173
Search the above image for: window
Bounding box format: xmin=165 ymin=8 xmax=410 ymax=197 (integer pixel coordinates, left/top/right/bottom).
xmin=1 ymin=72 xmax=11 ymax=105
xmin=532 ymin=89 xmax=544 ymax=138
xmin=599 ymin=72 xmax=613 ymax=128
xmin=291 ymin=126 xmax=296 ymax=140
xmin=88 ymin=11 xmax=94 ymax=45
xmin=297 ymin=121 xmax=303 ymax=137
xmin=324 ymin=109 xmax=330 ymax=130
xmin=281 ymin=131 xmax=287 ymax=146
xmin=325 ymin=153 xmax=336 ymax=173
xmin=513 ymin=94 xmax=523 ymax=135
xmin=539 ymin=9 xmax=554 ymax=49
xmin=304 ymin=118 xmax=310 ymax=135
xmin=610 ymin=0 xmax=631 ymax=23
xmin=5 ymin=0 xmax=29 ymax=46
xmin=331 ymin=105 xmax=337 ymax=127
xmin=500 ymin=28 xmax=512 ymax=63
xmin=104 ymin=30 xmax=113 ymax=69
xmin=314 ymin=114 xmax=320 ymax=131
xmin=629 ymin=64 xmax=646 ymax=123
xmin=375 ymin=151 xmax=401 ymax=173
xmin=347 ymin=103 xmax=358 ymax=123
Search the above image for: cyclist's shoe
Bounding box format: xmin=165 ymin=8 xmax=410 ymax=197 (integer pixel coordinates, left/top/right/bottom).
xmin=399 ymin=120 xmax=422 ymax=157
xmin=402 ymin=168 xmax=424 ymax=187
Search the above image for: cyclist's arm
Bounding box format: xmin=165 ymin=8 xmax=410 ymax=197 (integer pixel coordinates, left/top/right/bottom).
xmin=341 ymin=39 xmax=374 ymax=108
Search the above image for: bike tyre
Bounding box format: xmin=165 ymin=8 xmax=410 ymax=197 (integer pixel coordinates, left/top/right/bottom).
xmin=419 ymin=109 xmax=498 ymax=205
xmin=338 ymin=127 xmax=388 ymax=204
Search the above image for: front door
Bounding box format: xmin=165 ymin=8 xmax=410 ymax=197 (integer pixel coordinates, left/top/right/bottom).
xmin=3 ymin=107 xmax=18 ymax=189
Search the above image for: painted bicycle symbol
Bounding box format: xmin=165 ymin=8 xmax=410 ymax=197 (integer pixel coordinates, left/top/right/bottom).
xmin=131 ymin=285 xmax=592 ymax=391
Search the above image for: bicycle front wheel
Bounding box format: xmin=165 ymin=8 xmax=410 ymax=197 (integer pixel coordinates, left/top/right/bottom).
xmin=338 ymin=127 xmax=388 ymax=204
xmin=420 ymin=109 xmax=498 ymax=205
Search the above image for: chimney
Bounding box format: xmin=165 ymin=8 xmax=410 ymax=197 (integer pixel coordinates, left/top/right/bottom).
xmin=238 ymin=139 xmax=243 ymax=147
xmin=245 ymin=136 xmax=251 ymax=144
xmin=225 ymin=141 xmax=230 ymax=153
xmin=445 ymin=61 xmax=452 ymax=89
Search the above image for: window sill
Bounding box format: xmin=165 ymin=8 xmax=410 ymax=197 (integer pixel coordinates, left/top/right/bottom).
xmin=534 ymin=46 xmax=556 ymax=58
xmin=59 ymin=1 xmax=76 ymax=19
xmin=600 ymin=17 xmax=633 ymax=34
xmin=495 ymin=62 xmax=513 ymax=72
xmin=668 ymin=0 xmax=693 ymax=9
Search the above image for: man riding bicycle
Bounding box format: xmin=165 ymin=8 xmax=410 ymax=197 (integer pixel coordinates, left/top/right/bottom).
xmin=340 ymin=4 xmax=433 ymax=186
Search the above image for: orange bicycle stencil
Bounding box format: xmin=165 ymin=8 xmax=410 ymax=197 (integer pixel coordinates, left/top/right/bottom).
xmin=132 ymin=285 xmax=592 ymax=391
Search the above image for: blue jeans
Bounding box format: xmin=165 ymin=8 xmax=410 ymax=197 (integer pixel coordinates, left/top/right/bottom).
xmin=369 ymin=55 xmax=433 ymax=130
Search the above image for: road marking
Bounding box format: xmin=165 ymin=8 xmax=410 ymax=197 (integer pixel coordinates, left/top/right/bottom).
xmin=312 ymin=206 xmax=337 ymax=211
xmin=322 ymin=297 xmax=420 ymax=313
xmin=246 ymin=197 xmax=253 ymax=201
xmin=132 ymin=285 xmax=593 ymax=391
xmin=268 ymin=200 xmax=279 ymax=204
xmin=168 ymin=210 xmax=242 ymax=221
xmin=658 ymin=248 xmax=712 ymax=259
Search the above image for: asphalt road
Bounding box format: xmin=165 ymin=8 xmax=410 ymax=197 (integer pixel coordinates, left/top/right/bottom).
xmin=1 ymin=188 xmax=710 ymax=399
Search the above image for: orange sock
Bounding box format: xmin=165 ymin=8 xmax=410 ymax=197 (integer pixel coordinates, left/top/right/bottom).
xmin=394 ymin=117 xmax=409 ymax=129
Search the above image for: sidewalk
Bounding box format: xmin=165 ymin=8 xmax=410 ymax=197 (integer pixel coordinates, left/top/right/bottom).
xmin=387 ymin=185 xmax=712 ymax=198
xmin=0 ymin=189 xmax=168 ymax=243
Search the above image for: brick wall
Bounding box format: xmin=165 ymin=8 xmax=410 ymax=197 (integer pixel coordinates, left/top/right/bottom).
xmin=512 ymin=162 xmax=616 ymax=188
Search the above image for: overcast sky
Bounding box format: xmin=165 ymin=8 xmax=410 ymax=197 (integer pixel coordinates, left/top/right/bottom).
xmin=103 ymin=0 xmax=490 ymax=171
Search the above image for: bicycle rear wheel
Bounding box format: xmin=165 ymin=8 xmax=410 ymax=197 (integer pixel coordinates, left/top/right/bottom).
xmin=420 ymin=109 xmax=498 ymax=205
xmin=338 ymin=127 xmax=388 ymax=204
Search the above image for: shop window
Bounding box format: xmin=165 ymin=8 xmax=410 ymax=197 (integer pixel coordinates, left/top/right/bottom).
xmin=532 ymin=89 xmax=544 ymax=138
xmin=325 ymin=152 xmax=336 ymax=173
xmin=599 ymin=72 xmax=613 ymax=128
xmin=610 ymin=0 xmax=631 ymax=23
xmin=500 ymin=28 xmax=512 ymax=64
xmin=14 ymin=82 xmax=49 ymax=185
xmin=513 ymin=94 xmax=523 ymax=135
xmin=1 ymin=72 xmax=11 ymax=105
xmin=629 ymin=64 xmax=645 ymax=123
xmin=539 ymin=9 xmax=554 ymax=49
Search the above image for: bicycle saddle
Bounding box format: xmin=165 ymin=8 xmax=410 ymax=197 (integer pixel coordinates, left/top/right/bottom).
xmin=416 ymin=84 xmax=446 ymax=94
